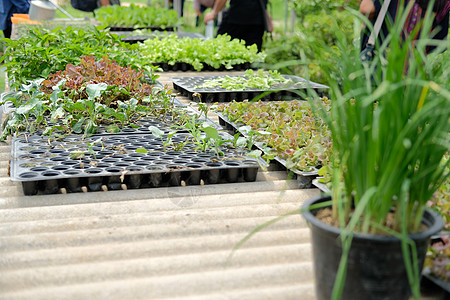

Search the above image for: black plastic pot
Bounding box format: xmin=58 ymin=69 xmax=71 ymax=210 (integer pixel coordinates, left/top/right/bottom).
xmin=301 ymin=195 xmax=444 ymax=300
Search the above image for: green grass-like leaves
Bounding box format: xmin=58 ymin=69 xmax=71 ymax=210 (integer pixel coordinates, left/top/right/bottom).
xmin=305 ymin=4 xmax=450 ymax=299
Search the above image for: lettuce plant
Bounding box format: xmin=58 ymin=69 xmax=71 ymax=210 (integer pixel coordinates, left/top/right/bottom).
xmin=94 ymin=4 xmax=180 ymax=28
xmin=1 ymin=26 xmax=158 ymax=89
xmin=196 ymin=69 xmax=295 ymax=91
xmin=215 ymin=99 xmax=331 ymax=172
xmin=139 ymin=34 xmax=266 ymax=71
xmin=40 ymin=55 xmax=153 ymax=106
xmin=1 ymin=56 xmax=178 ymax=139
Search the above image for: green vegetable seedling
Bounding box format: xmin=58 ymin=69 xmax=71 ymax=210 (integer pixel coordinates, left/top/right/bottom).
xmin=149 ymin=125 xmax=177 ymax=151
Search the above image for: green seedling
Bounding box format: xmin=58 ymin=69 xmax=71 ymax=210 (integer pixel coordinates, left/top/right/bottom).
xmin=238 ymin=125 xmax=270 ymax=150
xmin=214 ymin=99 xmax=331 ymax=173
xmin=178 ymin=113 xmax=203 ymax=144
xmin=232 ymin=132 xmax=248 ymax=149
xmin=200 ymin=125 xmax=229 ymax=157
xmin=70 ymin=137 xmax=104 ymax=160
xmin=193 ymin=94 xmax=210 ymax=121
xmin=139 ymin=34 xmax=265 ymax=71
xmin=246 ymin=149 xmax=267 ymax=171
xmin=196 ymin=69 xmax=295 ymax=91
xmin=149 ymin=125 xmax=177 ymax=151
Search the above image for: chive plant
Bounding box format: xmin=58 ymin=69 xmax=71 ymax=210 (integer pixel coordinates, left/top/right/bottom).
xmin=316 ymin=2 xmax=450 ymax=234
xmin=305 ymin=2 xmax=450 ymax=298
xmin=230 ymin=2 xmax=449 ymax=300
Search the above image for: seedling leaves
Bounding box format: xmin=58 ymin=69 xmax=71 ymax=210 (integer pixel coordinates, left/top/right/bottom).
xmin=148 ymin=125 xmax=164 ymax=138
xmin=86 ymin=83 xmax=108 ymax=100
xmin=136 ymin=147 xmax=148 ymax=154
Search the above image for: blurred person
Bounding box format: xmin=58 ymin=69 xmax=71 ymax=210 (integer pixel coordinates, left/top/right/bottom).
xmin=194 ymin=0 xmax=215 ymax=26
xmin=99 ymin=0 xmax=121 ymax=6
xmin=71 ymin=0 xmax=120 ymax=13
xmin=0 ymin=0 xmax=30 ymax=38
xmin=168 ymin=0 xmax=185 ymax=17
xmin=360 ymin=0 xmax=449 ymax=54
xmin=204 ymin=0 xmax=269 ymax=51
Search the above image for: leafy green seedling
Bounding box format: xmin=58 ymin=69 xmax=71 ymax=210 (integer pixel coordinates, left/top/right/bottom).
xmin=194 ymin=95 xmax=210 ymax=121
xmin=70 ymin=137 xmax=104 ymax=160
xmin=246 ymin=149 xmax=267 ymax=171
xmin=201 ymin=125 xmax=229 ymax=157
xmin=178 ymin=113 xmax=203 ymax=145
xmin=195 ymin=69 xmax=295 ymax=91
xmin=238 ymin=125 xmax=270 ymax=150
xmin=149 ymin=125 xmax=177 ymax=151
xmin=136 ymin=147 xmax=148 ymax=154
xmin=230 ymin=132 xmax=248 ymax=153
xmin=86 ymin=83 xmax=108 ymax=100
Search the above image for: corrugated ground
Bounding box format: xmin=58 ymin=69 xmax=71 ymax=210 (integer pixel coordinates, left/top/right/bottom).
xmin=0 ymin=72 xmax=320 ymax=300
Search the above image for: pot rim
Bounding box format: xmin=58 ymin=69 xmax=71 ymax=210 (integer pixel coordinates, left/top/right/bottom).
xmin=301 ymin=195 xmax=444 ymax=242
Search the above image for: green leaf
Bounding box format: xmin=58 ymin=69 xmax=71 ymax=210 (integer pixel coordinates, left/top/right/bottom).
xmin=136 ymin=147 xmax=148 ymax=153
xmin=50 ymin=90 xmax=60 ymax=103
xmin=72 ymin=102 xmax=87 ymax=111
xmin=238 ymin=125 xmax=252 ymax=133
xmin=72 ymin=117 xmax=85 ymax=133
xmin=148 ymin=125 xmax=164 ymax=138
xmin=236 ymin=136 xmax=248 ymax=148
xmin=129 ymin=98 xmax=138 ymax=107
xmin=202 ymin=126 xmax=220 ymax=140
xmin=247 ymin=150 xmax=262 ymax=159
xmin=107 ymin=124 xmax=120 ymax=133
xmin=84 ymin=119 xmax=98 ymax=136
xmin=86 ymin=83 xmax=108 ymax=100
xmin=50 ymin=107 xmax=65 ymax=122
xmin=16 ymin=102 xmax=36 ymax=115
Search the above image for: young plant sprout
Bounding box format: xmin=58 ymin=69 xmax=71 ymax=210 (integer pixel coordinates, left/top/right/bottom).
xmin=196 ymin=69 xmax=296 ymax=91
xmin=148 ymin=125 xmax=177 ymax=151
xmin=238 ymin=125 xmax=270 ymax=150
xmin=70 ymin=137 xmax=104 ymax=160
xmin=200 ymin=125 xmax=227 ymax=157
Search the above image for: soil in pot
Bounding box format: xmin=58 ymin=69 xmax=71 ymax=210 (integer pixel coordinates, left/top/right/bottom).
xmin=302 ymin=195 xmax=444 ymax=300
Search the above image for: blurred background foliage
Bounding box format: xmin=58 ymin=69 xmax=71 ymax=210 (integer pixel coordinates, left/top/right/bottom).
xmin=1 ymin=0 xmax=449 ymax=90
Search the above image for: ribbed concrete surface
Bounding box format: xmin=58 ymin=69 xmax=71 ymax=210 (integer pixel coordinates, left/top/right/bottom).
xmin=0 ymin=72 xmax=319 ymax=300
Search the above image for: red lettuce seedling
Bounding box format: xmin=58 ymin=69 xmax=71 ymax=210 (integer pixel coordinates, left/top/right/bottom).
xmin=41 ymin=55 xmax=153 ymax=107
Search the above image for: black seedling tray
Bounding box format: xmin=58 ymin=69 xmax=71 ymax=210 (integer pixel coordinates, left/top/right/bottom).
xmin=422 ymin=235 xmax=450 ymax=294
xmin=215 ymin=111 xmax=319 ymax=188
xmin=171 ymin=75 xmax=329 ymax=103
xmin=10 ymin=133 xmax=262 ymax=195
xmin=312 ymin=178 xmax=330 ymax=193
xmin=154 ymin=62 xmax=253 ymax=73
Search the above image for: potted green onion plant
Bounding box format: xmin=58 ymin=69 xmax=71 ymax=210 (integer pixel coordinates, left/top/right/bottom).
xmin=301 ymin=2 xmax=449 ymax=300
